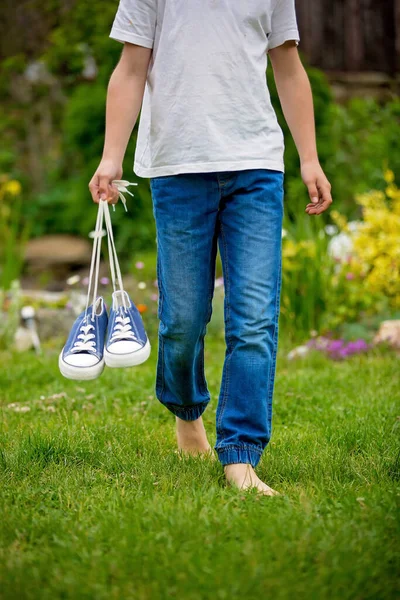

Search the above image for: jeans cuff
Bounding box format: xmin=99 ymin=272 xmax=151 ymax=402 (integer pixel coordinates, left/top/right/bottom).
xmin=215 ymin=444 xmax=263 ymax=468
xmin=162 ymin=400 xmax=209 ymax=421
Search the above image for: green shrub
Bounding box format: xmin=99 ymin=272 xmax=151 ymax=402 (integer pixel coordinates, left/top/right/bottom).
xmin=269 ymin=59 xmax=400 ymax=221
xmin=0 ymin=178 xmax=29 ymax=290
xmin=1 ymin=1 xmax=400 ymax=271
xmin=325 ymin=98 xmax=400 ymax=217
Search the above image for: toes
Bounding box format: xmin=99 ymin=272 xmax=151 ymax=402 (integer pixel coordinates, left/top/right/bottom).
xmin=262 ymin=487 xmax=280 ymax=497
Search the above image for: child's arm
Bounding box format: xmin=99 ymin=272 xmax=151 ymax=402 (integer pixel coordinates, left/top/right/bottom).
xmin=268 ymin=41 xmax=333 ymax=216
xmin=89 ymin=43 xmax=152 ymax=206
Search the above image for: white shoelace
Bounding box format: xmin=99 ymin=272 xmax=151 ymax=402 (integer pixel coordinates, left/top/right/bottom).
xmin=109 ymin=314 xmax=139 ymax=344
xmin=67 ymin=181 xmax=137 ymax=356
xmin=72 ymin=322 xmax=96 ymax=353
xmin=84 ymin=180 xmax=137 ymax=319
xmin=102 ymin=194 xmax=141 ymax=345
xmin=111 ymin=179 xmax=137 ymax=212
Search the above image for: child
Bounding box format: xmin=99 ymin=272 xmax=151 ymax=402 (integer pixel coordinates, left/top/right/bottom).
xmin=88 ymin=0 xmax=333 ymax=495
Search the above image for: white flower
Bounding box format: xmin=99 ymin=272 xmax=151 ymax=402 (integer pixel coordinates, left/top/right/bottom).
xmin=287 ymin=345 xmax=310 ymax=360
xmin=11 ymin=405 xmax=31 ymax=413
xmin=324 ymin=224 xmax=338 ymax=236
xmin=281 ymin=228 xmax=288 ymax=238
xmin=138 ymin=282 xmax=147 ymax=290
xmin=347 ymin=220 xmax=363 ymax=232
xmin=66 ymin=275 xmax=81 ymax=286
xmin=327 ymin=232 xmax=353 ymax=262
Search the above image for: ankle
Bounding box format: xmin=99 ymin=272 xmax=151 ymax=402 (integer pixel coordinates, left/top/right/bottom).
xmin=176 ymin=416 xmax=205 ymax=429
xmin=224 ymin=463 xmax=253 ymax=472
xmin=175 ymin=415 xmax=212 ymax=454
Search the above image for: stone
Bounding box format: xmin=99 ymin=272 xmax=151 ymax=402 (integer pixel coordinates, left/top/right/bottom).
xmin=373 ymin=320 xmax=400 ymax=351
xmin=36 ymin=308 xmax=76 ymax=340
xmin=25 ymin=235 xmax=92 ymax=270
xmin=14 ymin=327 xmax=34 ymax=352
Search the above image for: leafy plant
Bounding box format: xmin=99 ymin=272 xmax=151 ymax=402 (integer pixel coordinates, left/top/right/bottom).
xmin=323 ymin=169 xmax=400 ymax=330
xmin=0 ymin=177 xmax=30 ymax=290
xmin=280 ymin=216 xmax=334 ymax=340
xmin=0 ymin=280 xmax=21 ymax=350
xmin=325 ymin=98 xmax=400 ymax=217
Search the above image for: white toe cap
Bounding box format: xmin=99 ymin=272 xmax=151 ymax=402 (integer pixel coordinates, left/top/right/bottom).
xmin=63 ymin=354 xmax=100 ymax=367
xmin=107 ymin=341 xmax=142 ymax=355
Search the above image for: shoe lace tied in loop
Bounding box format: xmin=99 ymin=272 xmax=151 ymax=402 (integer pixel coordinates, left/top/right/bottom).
xmin=71 ymin=323 xmax=96 ymax=353
xmin=84 ymin=180 xmax=137 ymax=320
xmin=110 ymin=314 xmax=139 ymax=344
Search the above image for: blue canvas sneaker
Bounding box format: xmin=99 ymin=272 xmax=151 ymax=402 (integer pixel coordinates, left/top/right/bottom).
xmin=59 ymin=297 xmax=108 ymax=380
xmin=104 ymin=290 xmax=151 ymax=368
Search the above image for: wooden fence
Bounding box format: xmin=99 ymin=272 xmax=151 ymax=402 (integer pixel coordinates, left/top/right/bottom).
xmin=296 ymin=0 xmax=400 ymax=74
xmin=1 ymin=0 xmax=400 ymax=75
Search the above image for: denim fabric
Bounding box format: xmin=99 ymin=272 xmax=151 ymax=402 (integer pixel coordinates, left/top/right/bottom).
xmin=150 ymin=169 xmax=284 ymax=468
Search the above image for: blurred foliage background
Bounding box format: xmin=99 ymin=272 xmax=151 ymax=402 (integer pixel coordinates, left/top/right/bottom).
xmin=1 ymin=0 xmax=399 ymax=344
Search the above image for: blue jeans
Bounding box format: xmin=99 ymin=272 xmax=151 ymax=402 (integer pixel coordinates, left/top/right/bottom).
xmin=150 ymin=169 xmax=284 ymax=468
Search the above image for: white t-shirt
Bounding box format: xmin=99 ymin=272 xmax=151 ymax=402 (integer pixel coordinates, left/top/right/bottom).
xmin=109 ymin=0 xmax=300 ymax=178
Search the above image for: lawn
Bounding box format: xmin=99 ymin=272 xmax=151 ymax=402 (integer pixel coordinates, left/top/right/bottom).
xmin=0 ymin=335 xmax=399 ymax=600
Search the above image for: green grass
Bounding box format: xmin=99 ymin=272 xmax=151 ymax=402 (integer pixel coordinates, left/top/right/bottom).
xmin=0 ymin=336 xmax=399 ymax=600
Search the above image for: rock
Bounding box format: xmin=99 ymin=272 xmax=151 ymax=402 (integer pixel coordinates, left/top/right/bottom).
xmin=25 ymin=235 xmax=92 ymax=270
xmin=14 ymin=327 xmax=34 ymax=352
xmin=36 ymin=308 xmax=76 ymax=340
xmin=373 ymin=320 xmax=400 ymax=351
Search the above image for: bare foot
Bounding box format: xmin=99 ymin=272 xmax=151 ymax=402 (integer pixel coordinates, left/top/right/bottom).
xmin=176 ymin=416 xmax=215 ymax=458
xmin=224 ymin=463 xmax=280 ymax=496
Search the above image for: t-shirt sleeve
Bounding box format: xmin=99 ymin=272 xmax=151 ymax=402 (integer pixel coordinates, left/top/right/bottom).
xmin=109 ymin=0 xmax=156 ymax=49
xmin=268 ymin=0 xmax=300 ymax=50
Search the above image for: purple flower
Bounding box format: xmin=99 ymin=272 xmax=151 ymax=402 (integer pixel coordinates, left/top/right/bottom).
xmin=327 ymin=340 xmax=344 ymax=352
xmin=351 ymin=339 xmax=369 ymax=352
xmin=151 ymin=293 xmax=158 ymax=302
xmin=82 ymin=277 xmax=89 ymax=286
xmin=135 ymin=261 xmax=145 ymax=269
xmin=305 ymin=335 xmax=370 ymax=361
xmin=100 ymin=277 xmax=109 ymax=285
xmin=346 ymin=272 xmax=355 ymax=280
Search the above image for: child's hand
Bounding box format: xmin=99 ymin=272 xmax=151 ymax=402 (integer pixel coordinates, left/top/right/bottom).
xmin=89 ymin=159 xmax=123 ymax=206
xmin=301 ymin=161 xmax=333 ymax=215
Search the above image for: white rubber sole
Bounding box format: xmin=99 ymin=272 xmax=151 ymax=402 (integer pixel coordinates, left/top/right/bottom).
xmin=104 ymin=338 xmax=151 ymax=368
xmin=58 ymin=352 xmax=105 ymax=381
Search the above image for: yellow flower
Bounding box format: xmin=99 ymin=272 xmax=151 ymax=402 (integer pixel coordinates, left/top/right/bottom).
xmin=282 ymin=239 xmax=297 ymax=259
xmin=385 ymin=184 xmax=400 ymax=200
xmin=330 ymin=209 xmax=348 ymax=231
xmin=384 ymin=169 xmax=395 ymax=184
xmin=331 ymin=167 xmax=400 ymax=310
xmin=4 ymin=180 xmax=22 ymax=196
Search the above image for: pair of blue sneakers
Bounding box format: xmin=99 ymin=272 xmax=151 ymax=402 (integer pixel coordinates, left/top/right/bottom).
xmin=59 ymin=290 xmax=151 ymax=381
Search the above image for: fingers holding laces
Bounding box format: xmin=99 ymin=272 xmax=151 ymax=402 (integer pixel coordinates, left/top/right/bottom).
xmin=88 ymin=163 xmax=123 ymax=206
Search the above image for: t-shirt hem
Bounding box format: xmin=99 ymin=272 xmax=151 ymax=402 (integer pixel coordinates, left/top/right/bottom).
xmin=268 ymin=29 xmax=300 ymax=50
xmin=133 ymin=159 xmax=285 ymax=178
xmin=109 ymin=27 xmax=153 ymax=49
